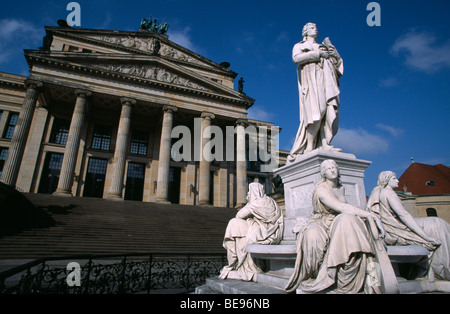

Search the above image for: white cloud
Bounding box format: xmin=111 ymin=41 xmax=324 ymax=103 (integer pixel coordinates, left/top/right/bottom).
xmin=332 ymin=127 xmax=389 ymax=155
xmin=375 ymin=123 xmax=405 ymax=138
xmin=391 ymin=30 xmax=450 ymax=73
xmin=0 ymin=18 xmax=42 ymax=65
xmin=379 ymin=77 xmax=399 ymax=88
xmin=98 ymin=13 xmax=113 ymax=30
xmin=0 ymin=18 xmax=41 ymax=41
xmin=169 ymin=26 xmax=200 ymax=53
xmin=247 ymin=107 xmax=275 ymax=122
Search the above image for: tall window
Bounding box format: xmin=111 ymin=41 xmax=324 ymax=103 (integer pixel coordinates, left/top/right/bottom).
xmin=0 ymin=147 xmax=8 ymax=177
xmin=130 ymin=130 xmax=148 ymax=156
xmin=3 ymin=112 xmax=19 ymax=139
xmin=49 ymin=118 xmax=70 ymax=145
xmin=83 ymin=158 xmax=108 ymax=198
xmin=38 ymin=152 xmax=64 ymax=194
xmin=91 ymin=124 xmax=112 ymax=151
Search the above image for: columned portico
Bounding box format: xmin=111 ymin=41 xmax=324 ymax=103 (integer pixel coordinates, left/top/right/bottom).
xmin=0 ymin=79 xmax=43 ymax=187
xmin=198 ymin=112 xmax=215 ymax=206
xmin=107 ymin=97 xmax=135 ymax=199
xmin=236 ymin=119 xmax=248 ymax=208
xmin=54 ymin=89 xmax=91 ymax=196
xmin=155 ymin=105 xmax=177 ymax=203
xmin=0 ymin=24 xmax=266 ymax=208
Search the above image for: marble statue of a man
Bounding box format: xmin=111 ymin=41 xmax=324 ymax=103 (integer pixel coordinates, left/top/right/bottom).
xmin=289 ymin=23 xmax=343 ymax=160
xmin=219 ymin=182 xmax=283 ymax=282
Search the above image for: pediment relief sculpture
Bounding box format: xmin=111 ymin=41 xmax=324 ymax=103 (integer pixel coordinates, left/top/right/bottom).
xmin=91 ymin=63 xmax=210 ymax=91
xmin=88 ymin=35 xmax=209 ymax=67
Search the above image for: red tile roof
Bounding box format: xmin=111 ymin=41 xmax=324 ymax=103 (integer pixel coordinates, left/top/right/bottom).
xmin=395 ymin=163 xmax=450 ymax=195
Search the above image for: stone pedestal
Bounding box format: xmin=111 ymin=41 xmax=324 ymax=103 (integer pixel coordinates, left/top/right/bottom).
xmin=275 ymin=150 xmax=371 ymax=243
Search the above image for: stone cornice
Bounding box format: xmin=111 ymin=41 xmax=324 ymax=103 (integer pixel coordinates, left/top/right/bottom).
xmin=25 ymin=52 xmax=255 ymax=108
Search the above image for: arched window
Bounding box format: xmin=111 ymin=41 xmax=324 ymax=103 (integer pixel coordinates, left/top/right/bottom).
xmin=426 ymin=208 xmax=438 ymax=217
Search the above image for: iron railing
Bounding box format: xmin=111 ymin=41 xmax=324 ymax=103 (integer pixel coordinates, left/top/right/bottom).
xmin=0 ymin=252 xmax=227 ymax=294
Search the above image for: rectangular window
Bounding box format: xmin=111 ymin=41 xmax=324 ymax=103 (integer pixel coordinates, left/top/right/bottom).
xmin=49 ymin=118 xmax=70 ymax=145
xmin=130 ymin=130 xmax=148 ymax=156
xmin=91 ymin=124 xmax=112 ymax=151
xmin=83 ymin=158 xmax=108 ymax=198
xmin=3 ymin=112 xmax=19 ymax=139
xmin=0 ymin=147 xmax=8 ymax=177
xmin=124 ymin=162 xmax=146 ymax=201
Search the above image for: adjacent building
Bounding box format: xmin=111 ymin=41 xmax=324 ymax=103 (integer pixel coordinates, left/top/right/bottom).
xmin=395 ymin=162 xmax=450 ymax=223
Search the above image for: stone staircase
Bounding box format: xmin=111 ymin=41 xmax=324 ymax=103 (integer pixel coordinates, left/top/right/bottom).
xmin=0 ymin=193 xmax=236 ymax=260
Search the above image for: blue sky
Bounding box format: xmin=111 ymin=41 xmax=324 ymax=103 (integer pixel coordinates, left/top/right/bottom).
xmin=0 ymin=0 xmax=449 ymax=194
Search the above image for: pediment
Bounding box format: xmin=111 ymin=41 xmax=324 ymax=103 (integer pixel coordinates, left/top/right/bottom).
xmin=47 ymin=28 xmax=232 ymax=76
xmin=86 ymin=34 xmax=209 ymax=66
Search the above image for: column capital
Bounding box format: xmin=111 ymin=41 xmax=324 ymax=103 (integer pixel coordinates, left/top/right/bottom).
xmin=236 ymin=118 xmax=248 ymax=127
xmin=120 ymin=97 xmax=137 ymax=106
xmin=75 ymin=89 xmax=92 ymax=98
xmin=201 ymin=112 xmax=215 ymax=120
xmin=24 ymin=79 xmax=43 ymax=90
xmin=162 ymin=105 xmax=177 ymax=114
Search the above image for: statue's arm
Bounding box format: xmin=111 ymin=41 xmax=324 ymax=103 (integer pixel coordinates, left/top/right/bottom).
xmin=236 ymin=205 xmax=252 ymax=219
xmin=384 ymin=190 xmax=435 ymax=242
xmin=292 ymin=43 xmax=321 ymax=66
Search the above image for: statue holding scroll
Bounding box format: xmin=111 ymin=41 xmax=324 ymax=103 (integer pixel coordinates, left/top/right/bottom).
xmin=289 ymin=23 xmax=343 ymax=160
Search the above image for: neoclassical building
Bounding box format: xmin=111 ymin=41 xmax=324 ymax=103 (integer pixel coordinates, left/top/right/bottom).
xmin=0 ymin=23 xmax=279 ymax=208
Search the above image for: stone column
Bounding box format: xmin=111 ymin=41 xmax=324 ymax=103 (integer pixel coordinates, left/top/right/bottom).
xmin=54 ymin=90 xmax=91 ymax=196
xmin=107 ymin=98 xmax=135 ymax=200
xmin=155 ymin=105 xmax=177 ymax=203
xmin=236 ymin=119 xmax=248 ymax=208
xmin=198 ymin=112 xmax=215 ymax=206
xmin=0 ymin=79 xmax=43 ymax=187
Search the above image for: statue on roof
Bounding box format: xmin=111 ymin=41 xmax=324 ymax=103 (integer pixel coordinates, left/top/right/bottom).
xmin=140 ymin=16 xmax=169 ymax=35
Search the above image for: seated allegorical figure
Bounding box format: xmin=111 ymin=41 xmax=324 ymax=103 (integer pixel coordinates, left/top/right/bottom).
xmin=367 ymin=171 xmax=450 ymax=280
xmin=285 ymin=159 xmax=385 ymax=294
xmin=219 ymin=182 xmax=284 ymax=282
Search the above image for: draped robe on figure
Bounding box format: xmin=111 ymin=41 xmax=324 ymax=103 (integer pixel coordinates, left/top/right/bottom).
xmin=285 ymin=181 xmax=380 ymax=294
xmin=289 ymin=40 xmax=343 ymax=157
xmin=367 ymin=186 xmax=450 ymax=280
xmin=219 ymin=183 xmax=284 ymax=282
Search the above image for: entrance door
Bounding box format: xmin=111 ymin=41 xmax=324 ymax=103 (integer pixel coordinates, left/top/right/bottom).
xmin=83 ymin=158 xmax=108 ymax=198
xmin=124 ymin=162 xmax=145 ymax=201
xmin=168 ymin=167 xmax=181 ymax=204
xmin=38 ymin=152 xmax=64 ymax=194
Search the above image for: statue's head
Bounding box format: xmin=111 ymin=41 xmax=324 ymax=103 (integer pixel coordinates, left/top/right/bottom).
xmin=246 ymin=182 xmax=265 ymax=203
xmin=377 ymin=171 xmax=397 ymax=188
xmin=320 ymin=159 xmax=342 ymax=186
xmin=302 ymin=22 xmax=318 ymax=41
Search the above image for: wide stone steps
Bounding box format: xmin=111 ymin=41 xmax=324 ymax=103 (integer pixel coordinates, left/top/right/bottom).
xmin=0 ymin=193 xmax=236 ymax=259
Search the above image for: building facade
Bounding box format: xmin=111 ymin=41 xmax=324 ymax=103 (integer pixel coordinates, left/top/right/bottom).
xmin=395 ymin=162 xmax=450 ymax=223
xmin=0 ymin=24 xmax=278 ymax=208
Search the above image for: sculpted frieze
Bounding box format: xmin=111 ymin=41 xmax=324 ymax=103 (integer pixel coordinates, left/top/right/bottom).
xmin=88 ymin=35 xmax=205 ymax=66
xmin=92 ymin=63 xmax=210 ymax=91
